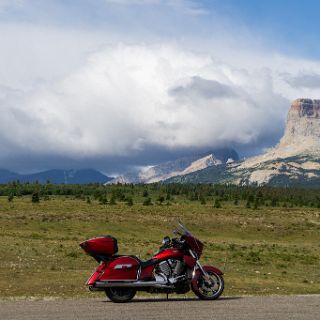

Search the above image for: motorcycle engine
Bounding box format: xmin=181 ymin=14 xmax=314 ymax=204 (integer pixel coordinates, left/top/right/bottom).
xmin=157 ymin=259 xmax=184 ymax=279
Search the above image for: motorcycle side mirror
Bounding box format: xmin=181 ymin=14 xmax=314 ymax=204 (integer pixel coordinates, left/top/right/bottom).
xmin=173 ymin=229 xmax=181 ymax=235
xmin=162 ymin=236 xmax=170 ymax=245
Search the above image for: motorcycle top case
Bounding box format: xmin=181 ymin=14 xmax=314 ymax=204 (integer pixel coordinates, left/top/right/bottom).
xmin=80 ymin=236 xmax=118 ymax=257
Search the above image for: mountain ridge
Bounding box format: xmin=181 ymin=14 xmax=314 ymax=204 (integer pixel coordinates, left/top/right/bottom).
xmin=108 ymin=148 xmax=239 ymax=184
xmin=0 ymin=169 xmax=112 ymax=184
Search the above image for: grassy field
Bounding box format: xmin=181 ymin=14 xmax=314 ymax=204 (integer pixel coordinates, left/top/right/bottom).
xmin=0 ymin=195 xmax=319 ymax=299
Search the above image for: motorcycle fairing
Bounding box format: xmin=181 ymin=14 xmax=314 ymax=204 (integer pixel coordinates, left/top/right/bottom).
xmin=183 ymin=255 xmax=197 ymax=268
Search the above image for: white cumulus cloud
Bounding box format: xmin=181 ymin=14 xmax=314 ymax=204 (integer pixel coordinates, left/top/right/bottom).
xmin=3 ymin=41 xmax=320 ymax=163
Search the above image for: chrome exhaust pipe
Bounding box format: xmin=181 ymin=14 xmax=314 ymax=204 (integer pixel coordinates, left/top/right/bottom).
xmin=89 ymin=285 xmax=104 ymax=292
xmin=94 ymin=280 xmax=172 ymax=288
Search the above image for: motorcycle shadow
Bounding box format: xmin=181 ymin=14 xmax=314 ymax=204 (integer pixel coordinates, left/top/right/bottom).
xmin=103 ymin=296 xmax=242 ymax=303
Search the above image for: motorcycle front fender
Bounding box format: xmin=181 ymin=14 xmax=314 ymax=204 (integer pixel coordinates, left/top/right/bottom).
xmin=191 ymin=265 xmax=224 ymax=291
xmin=200 ymin=265 xmax=224 ymax=276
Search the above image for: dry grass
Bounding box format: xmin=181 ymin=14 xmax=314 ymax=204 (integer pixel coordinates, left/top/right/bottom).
xmin=0 ymin=196 xmax=319 ymax=298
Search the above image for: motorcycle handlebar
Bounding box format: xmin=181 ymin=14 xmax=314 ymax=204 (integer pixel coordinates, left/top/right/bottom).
xmin=159 ymin=237 xmax=185 ymax=250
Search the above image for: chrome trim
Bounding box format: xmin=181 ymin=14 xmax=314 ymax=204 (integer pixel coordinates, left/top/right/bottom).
xmin=105 ymin=279 xmax=141 ymax=282
xmin=89 ymin=286 xmax=104 ymax=292
xmin=114 ymin=264 xmax=133 ymax=269
xmin=95 ymin=280 xmax=172 ymax=288
xmin=189 ymin=249 xmax=196 ymax=259
xmin=137 ymin=265 xmax=141 ymax=281
xmin=196 ymin=261 xmax=209 ymax=277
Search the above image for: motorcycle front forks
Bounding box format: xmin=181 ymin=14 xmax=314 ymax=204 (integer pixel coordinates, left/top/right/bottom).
xmin=189 ymin=249 xmax=209 ymax=278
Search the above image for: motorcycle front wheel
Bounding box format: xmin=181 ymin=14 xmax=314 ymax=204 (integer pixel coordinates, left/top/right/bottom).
xmin=192 ymin=271 xmax=224 ymax=300
xmin=105 ymin=288 xmax=136 ymax=303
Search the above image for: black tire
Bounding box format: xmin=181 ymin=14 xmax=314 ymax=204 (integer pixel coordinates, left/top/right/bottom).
xmin=193 ymin=272 xmax=224 ymax=300
xmin=105 ymin=288 xmax=136 ymax=303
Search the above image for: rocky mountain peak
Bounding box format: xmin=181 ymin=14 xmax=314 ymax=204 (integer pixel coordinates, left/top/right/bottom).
xmin=290 ymin=98 xmax=320 ymax=118
xmin=279 ymin=98 xmax=320 ymax=153
xmin=166 ymin=98 xmax=320 ymax=186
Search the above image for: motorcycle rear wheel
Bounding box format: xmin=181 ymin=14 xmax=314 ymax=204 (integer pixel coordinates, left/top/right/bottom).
xmin=105 ymin=288 xmax=136 ymax=303
xmin=192 ymin=272 xmax=224 ymax=300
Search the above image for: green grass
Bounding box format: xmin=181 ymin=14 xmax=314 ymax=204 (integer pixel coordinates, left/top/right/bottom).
xmin=0 ymin=196 xmax=319 ymax=299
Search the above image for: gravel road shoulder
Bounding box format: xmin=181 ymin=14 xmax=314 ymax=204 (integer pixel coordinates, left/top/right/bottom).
xmin=0 ymin=295 xmax=319 ymax=320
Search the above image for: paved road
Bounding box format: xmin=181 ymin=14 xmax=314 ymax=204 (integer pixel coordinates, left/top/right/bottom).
xmin=0 ymin=295 xmax=319 ymax=320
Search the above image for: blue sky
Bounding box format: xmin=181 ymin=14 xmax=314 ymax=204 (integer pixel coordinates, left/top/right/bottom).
xmin=3 ymin=0 xmax=320 ymax=57
xmin=209 ymin=0 xmax=320 ymax=59
xmin=1 ymin=0 xmax=320 ymax=174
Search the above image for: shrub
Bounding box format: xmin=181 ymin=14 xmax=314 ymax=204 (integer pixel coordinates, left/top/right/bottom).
xmin=157 ymin=195 xmax=165 ymax=204
xmin=109 ymin=196 xmax=116 ymax=205
xmin=214 ymin=198 xmax=221 ymax=208
xmin=99 ymin=195 xmax=108 ymax=205
xmin=32 ymin=192 xmax=40 ymax=203
xmin=200 ymin=196 xmax=206 ymax=205
xmin=143 ymin=197 xmax=152 ymax=206
xmin=142 ymin=190 xmax=149 ymax=197
xmin=126 ymin=197 xmax=133 ymax=206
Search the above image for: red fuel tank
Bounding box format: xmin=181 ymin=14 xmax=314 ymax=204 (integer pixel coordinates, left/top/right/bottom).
xmin=152 ymin=248 xmax=184 ymax=261
xmin=100 ymin=256 xmax=140 ymax=281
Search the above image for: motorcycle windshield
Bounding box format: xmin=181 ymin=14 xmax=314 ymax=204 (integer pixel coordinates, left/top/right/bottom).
xmin=177 ymin=222 xmax=191 ymax=236
xmin=176 ymin=222 xmax=203 ymax=257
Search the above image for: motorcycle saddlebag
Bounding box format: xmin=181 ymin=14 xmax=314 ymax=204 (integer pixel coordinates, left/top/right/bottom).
xmin=99 ymin=256 xmax=140 ymax=281
xmin=80 ymin=236 xmax=118 ymax=257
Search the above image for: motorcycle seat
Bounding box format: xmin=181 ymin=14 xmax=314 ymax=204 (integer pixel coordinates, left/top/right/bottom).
xmin=139 ymin=258 xmax=158 ymax=269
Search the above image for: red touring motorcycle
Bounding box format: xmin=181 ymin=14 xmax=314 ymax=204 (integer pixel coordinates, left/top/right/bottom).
xmin=80 ymin=223 xmax=224 ymax=303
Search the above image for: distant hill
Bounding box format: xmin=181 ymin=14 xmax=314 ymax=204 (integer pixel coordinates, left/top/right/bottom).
xmin=0 ymin=169 xmax=112 ymax=184
xmin=0 ymin=169 xmax=20 ymax=183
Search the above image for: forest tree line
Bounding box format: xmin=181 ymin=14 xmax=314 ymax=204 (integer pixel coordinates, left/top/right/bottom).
xmin=1 ymin=182 xmax=320 ymax=208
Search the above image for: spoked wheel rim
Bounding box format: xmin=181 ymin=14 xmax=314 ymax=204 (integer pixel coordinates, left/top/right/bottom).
xmin=197 ymin=272 xmax=224 ymax=299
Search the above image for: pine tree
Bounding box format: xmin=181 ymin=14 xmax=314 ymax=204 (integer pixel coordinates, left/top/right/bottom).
xmin=143 ymin=190 xmax=149 ymax=197
xmin=126 ymin=197 xmax=133 ymax=206
xmin=214 ymin=198 xmax=221 ymax=208
xmin=8 ymin=194 xmax=14 ymax=202
xmin=143 ymin=197 xmax=152 ymax=206
xmin=157 ymin=195 xmax=165 ymax=204
xmin=32 ymin=192 xmax=40 ymax=203
xmin=200 ymin=195 xmax=206 ymax=205
xmin=99 ymin=195 xmax=108 ymax=205
xmin=109 ymin=196 xmax=116 ymax=205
